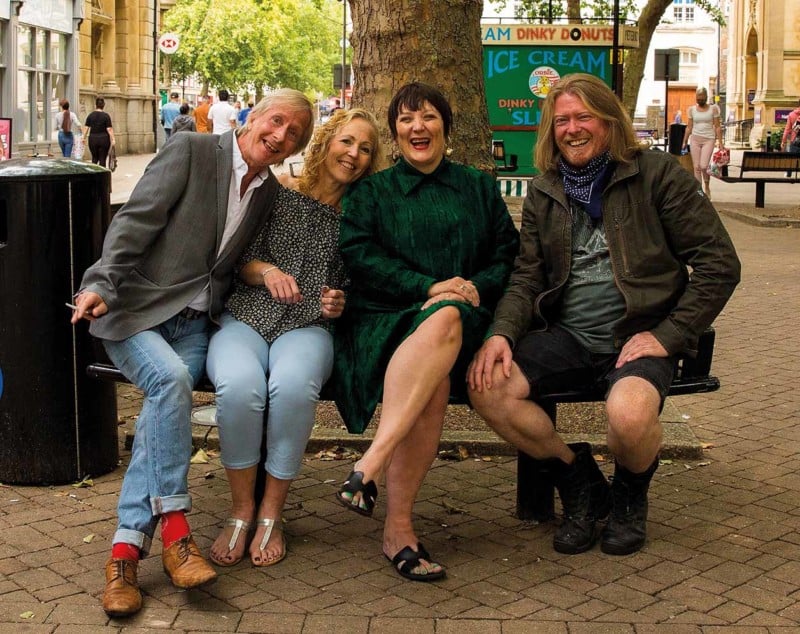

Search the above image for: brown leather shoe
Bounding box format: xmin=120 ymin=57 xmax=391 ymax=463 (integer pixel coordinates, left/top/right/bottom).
xmin=102 ymin=558 xmax=142 ymax=617
xmin=162 ymin=535 xmax=217 ymax=589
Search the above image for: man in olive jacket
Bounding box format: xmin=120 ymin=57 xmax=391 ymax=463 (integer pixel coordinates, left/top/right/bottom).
xmin=71 ymin=89 xmax=313 ymax=617
xmin=469 ymin=74 xmax=740 ymax=557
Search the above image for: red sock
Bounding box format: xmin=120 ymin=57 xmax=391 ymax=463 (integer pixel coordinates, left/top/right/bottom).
xmin=111 ymin=542 xmax=140 ymax=561
xmin=160 ymin=511 xmax=191 ymax=549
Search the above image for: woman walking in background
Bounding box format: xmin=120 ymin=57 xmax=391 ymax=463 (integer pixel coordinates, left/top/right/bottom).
xmin=55 ymin=100 xmax=81 ymax=158
xmin=681 ymin=87 xmax=723 ymax=197
xmin=84 ymin=97 xmax=115 ymax=167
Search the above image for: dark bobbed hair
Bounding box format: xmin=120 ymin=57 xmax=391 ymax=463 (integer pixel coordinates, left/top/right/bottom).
xmin=95 ymin=97 xmax=105 ymax=109
xmin=298 ymin=108 xmax=385 ymax=198
xmin=534 ymin=73 xmax=639 ymax=174
xmin=179 ymin=103 xmax=190 ymax=115
xmin=387 ymin=82 xmax=452 ymax=140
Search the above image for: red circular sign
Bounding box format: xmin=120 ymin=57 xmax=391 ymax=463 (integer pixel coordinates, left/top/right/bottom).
xmin=158 ymin=33 xmax=180 ymax=55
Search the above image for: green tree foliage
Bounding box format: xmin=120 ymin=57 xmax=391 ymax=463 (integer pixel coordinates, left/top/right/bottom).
xmin=163 ymin=0 xmax=342 ymax=98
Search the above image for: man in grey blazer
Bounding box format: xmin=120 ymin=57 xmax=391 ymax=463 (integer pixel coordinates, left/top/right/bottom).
xmin=71 ymin=89 xmax=314 ymax=617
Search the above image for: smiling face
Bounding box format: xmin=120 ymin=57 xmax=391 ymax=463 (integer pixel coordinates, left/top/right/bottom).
xmin=238 ymin=105 xmax=311 ymax=169
xmin=321 ymin=118 xmax=376 ymax=186
xmin=553 ymin=93 xmax=610 ymax=169
xmin=394 ymin=101 xmax=446 ymax=174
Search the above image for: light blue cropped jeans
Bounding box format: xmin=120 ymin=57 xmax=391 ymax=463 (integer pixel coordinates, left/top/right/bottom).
xmin=206 ymin=313 xmax=333 ymax=480
xmin=103 ymin=314 xmax=209 ymax=556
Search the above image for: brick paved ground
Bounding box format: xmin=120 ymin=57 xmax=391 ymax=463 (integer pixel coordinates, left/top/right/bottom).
xmin=1 ymin=164 xmax=799 ymax=631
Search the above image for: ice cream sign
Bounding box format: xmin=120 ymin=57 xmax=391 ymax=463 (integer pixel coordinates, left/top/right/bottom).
xmin=481 ymin=23 xmax=630 ymax=175
xmin=483 ymin=45 xmax=610 ymax=127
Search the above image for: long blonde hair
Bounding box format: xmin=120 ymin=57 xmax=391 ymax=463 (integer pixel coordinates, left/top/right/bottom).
xmin=297 ymin=108 xmax=385 ymax=197
xmin=534 ymin=73 xmax=640 ymax=173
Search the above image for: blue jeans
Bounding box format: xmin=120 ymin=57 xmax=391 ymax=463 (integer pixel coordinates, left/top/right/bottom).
xmin=206 ymin=314 xmax=333 ymax=479
xmin=103 ymin=314 xmax=209 ymax=555
xmin=58 ymin=130 xmax=74 ymax=157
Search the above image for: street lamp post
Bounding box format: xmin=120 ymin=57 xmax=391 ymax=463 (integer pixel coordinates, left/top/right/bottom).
xmin=612 ymin=0 xmax=621 ymax=98
xmin=339 ymin=0 xmax=347 ymax=108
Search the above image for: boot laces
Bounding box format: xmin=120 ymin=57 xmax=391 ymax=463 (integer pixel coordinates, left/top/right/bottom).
xmin=610 ymin=476 xmax=645 ymax=518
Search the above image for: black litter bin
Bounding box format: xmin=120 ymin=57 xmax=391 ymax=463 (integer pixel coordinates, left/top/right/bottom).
xmin=668 ymin=123 xmax=687 ymax=155
xmin=0 ymin=158 xmax=118 ymax=484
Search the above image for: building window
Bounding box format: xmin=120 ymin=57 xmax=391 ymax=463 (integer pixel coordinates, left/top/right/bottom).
xmin=681 ymin=51 xmax=699 ymax=65
xmin=673 ymin=0 xmax=695 ymax=23
xmin=16 ymin=24 xmax=69 ymax=143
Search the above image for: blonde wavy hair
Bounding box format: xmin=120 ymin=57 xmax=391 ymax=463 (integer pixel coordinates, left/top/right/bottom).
xmin=534 ymin=73 xmax=640 ymax=174
xmin=297 ymin=108 xmax=385 ymax=197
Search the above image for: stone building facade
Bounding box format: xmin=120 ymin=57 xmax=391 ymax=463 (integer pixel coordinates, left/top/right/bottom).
xmin=1 ymin=0 xmax=157 ymax=158
xmin=726 ymin=0 xmax=799 ymax=145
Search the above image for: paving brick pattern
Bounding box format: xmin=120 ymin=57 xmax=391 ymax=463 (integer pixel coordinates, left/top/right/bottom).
xmin=2 ymin=172 xmax=799 ymax=630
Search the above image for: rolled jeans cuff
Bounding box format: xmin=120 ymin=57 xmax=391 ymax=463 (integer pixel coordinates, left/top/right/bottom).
xmin=151 ymin=493 xmax=192 ymax=517
xmin=113 ymin=528 xmax=153 ymax=558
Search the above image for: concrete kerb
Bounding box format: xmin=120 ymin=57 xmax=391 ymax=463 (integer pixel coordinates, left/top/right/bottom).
xmin=122 ymin=398 xmax=704 ymax=461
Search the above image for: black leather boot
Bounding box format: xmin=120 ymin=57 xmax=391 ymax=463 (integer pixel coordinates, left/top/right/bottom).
xmin=601 ymin=458 xmax=659 ymax=555
xmin=552 ymin=442 xmax=611 ymax=554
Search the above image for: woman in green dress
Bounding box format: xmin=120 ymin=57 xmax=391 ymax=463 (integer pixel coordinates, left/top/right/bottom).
xmin=333 ymin=82 xmax=519 ymax=581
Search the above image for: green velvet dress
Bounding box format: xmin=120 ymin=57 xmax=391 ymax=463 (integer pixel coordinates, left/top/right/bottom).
xmin=332 ymin=157 xmax=520 ymax=434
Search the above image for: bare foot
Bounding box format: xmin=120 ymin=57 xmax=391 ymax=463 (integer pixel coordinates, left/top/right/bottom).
xmin=210 ymin=517 xmax=252 ymax=566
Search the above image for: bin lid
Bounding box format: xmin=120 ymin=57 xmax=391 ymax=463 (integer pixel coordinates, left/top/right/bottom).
xmin=0 ymin=157 xmax=108 ymax=180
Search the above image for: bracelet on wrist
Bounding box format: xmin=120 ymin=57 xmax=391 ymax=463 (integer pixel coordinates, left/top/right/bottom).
xmin=261 ymin=266 xmax=278 ymax=278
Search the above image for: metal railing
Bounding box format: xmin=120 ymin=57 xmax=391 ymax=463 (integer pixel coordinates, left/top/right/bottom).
xmin=723 ymin=119 xmax=753 ymax=148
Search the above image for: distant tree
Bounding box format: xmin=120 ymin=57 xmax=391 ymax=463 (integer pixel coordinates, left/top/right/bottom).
xmin=349 ymin=0 xmax=493 ymax=171
xmin=488 ymin=0 xmax=724 ymax=116
xmin=163 ymin=0 xmax=342 ymax=98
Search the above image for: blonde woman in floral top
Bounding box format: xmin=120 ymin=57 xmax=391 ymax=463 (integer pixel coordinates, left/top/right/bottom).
xmin=206 ymin=109 xmax=384 ymax=568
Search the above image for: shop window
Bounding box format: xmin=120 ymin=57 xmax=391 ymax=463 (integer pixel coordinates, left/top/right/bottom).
xmin=16 ymin=24 xmax=70 ymax=143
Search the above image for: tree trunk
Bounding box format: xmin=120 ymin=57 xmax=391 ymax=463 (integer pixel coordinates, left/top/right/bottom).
xmin=621 ymin=0 xmax=673 ymax=117
xmin=348 ymin=0 xmax=493 ymax=171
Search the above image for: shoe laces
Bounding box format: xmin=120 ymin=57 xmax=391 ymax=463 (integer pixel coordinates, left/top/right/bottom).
xmin=174 ymin=536 xmax=203 ymax=564
xmin=175 ymin=536 xmax=193 ymax=561
xmin=110 ymin=559 xmax=136 ymax=584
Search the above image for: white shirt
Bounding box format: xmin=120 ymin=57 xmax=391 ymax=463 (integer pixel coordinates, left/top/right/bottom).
xmin=207 ymin=101 xmax=237 ymax=135
xmin=187 ymin=132 xmax=271 ymax=311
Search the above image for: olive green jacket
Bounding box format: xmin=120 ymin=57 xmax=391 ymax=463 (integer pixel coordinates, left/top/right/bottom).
xmin=490 ymin=149 xmax=741 ymax=357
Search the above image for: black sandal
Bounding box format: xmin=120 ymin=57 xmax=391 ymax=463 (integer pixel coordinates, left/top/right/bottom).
xmin=386 ymin=542 xmax=446 ymax=582
xmin=336 ymin=470 xmax=378 ymax=517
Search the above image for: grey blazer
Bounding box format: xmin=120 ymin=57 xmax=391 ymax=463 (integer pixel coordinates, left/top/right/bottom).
xmin=80 ymin=131 xmax=277 ymax=341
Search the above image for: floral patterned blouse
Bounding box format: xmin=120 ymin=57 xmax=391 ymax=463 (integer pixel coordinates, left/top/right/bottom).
xmin=224 ymin=186 xmax=347 ymax=343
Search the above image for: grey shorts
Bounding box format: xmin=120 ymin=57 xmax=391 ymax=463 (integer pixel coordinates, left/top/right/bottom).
xmin=514 ymin=325 xmax=676 ymax=408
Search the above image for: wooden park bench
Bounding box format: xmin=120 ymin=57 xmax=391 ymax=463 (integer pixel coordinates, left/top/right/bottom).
xmin=86 ymin=328 xmax=719 ymax=523
xmin=718 ymin=151 xmax=800 ymax=208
